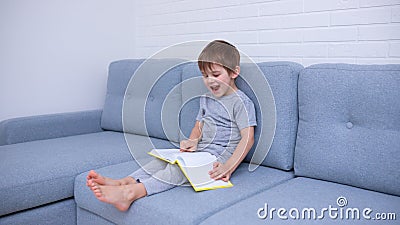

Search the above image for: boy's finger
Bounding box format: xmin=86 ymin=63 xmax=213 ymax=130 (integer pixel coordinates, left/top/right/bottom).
xmin=180 ymin=148 xmax=194 ymax=152
xmin=217 ymin=170 xmax=227 ymax=179
xmin=223 ymin=173 xmax=230 ymax=182
xmin=180 ymin=143 xmax=187 ymax=149
xmin=211 ymin=173 xmax=220 ymax=180
xmin=209 ymin=168 xmax=215 ymax=175
xmin=209 ymin=167 xmax=219 ymax=177
xmin=214 ymin=173 xmax=224 ymax=180
xmin=213 ymin=162 xmax=220 ymax=168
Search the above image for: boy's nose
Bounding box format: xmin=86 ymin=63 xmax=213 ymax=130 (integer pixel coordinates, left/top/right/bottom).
xmin=206 ymin=77 xmax=217 ymax=83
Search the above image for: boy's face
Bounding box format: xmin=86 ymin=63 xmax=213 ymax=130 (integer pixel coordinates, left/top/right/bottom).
xmin=201 ymin=63 xmax=239 ymax=98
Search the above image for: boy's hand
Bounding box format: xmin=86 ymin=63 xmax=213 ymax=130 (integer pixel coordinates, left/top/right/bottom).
xmin=209 ymin=162 xmax=232 ymax=182
xmin=180 ymin=139 xmax=198 ymax=152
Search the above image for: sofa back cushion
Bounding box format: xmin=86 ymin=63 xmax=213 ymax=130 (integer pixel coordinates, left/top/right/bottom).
xmin=181 ymin=62 xmax=303 ymax=171
xmin=246 ymin=62 xmax=302 ymax=170
xmin=295 ymin=64 xmax=400 ymax=196
xmin=101 ymin=59 xmax=144 ymax=132
xmin=101 ymin=59 xmax=183 ymax=143
xmin=180 ymin=62 xmax=207 ymax=141
xmin=102 ymin=59 xmax=302 ymax=170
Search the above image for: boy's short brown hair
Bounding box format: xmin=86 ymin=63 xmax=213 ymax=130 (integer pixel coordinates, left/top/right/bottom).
xmin=198 ymin=40 xmax=240 ymax=74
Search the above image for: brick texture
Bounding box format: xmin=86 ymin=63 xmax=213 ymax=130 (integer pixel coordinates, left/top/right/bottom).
xmin=134 ymin=0 xmax=400 ymax=66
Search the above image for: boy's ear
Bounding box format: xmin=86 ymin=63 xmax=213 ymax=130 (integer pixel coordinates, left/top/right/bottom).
xmin=230 ymin=66 xmax=240 ymax=79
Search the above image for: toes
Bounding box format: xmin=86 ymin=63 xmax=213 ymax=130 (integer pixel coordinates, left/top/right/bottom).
xmin=88 ymin=170 xmax=98 ymax=179
xmin=94 ymin=190 xmax=102 ymax=196
xmin=90 ymin=185 xmax=97 ymax=192
xmin=95 ymin=191 xmax=103 ymax=198
xmin=94 ymin=186 xmax=103 ymax=198
xmin=92 ymin=178 xmax=101 ymax=184
xmin=88 ymin=180 xmax=100 ymax=192
xmin=92 ymin=185 xmax=102 ymax=195
xmin=87 ymin=180 xmax=92 ymax=188
xmin=87 ymin=179 xmax=95 ymax=188
xmin=92 ymin=184 xmax=99 ymax=191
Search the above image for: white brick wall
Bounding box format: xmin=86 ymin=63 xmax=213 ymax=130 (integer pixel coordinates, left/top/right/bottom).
xmin=133 ymin=0 xmax=400 ymax=66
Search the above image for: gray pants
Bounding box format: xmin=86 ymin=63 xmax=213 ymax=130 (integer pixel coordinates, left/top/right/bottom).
xmin=129 ymin=159 xmax=190 ymax=196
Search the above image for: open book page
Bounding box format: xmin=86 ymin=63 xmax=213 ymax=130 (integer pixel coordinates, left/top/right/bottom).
xmin=149 ymin=149 xmax=216 ymax=166
xmin=148 ymin=149 xmax=233 ymax=191
xmin=149 ymin=149 xmax=182 ymax=163
xmin=176 ymin=151 xmax=216 ymax=167
xmin=179 ymin=157 xmax=232 ymax=191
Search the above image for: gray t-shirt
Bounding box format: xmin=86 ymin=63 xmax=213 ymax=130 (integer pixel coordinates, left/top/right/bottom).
xmin=196 ymin=90 xmax=257 ymax=162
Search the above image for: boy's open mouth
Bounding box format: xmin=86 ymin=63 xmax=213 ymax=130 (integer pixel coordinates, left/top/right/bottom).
xmin=210 ymin=85 xmax=220 ymax=92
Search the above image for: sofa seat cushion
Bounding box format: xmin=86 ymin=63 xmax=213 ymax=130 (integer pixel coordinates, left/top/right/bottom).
xmin=201 ymin=177 xmax=400 ymax=225
xmin=0 ymin=131 xmax=163 ymax=216
xmin=77 ymin=207 xmax=115 ymax=225
xmin=0 ymin=198 xmax=76 ymax=225
xmin=74 ymin=162 xmax=294 ymax=225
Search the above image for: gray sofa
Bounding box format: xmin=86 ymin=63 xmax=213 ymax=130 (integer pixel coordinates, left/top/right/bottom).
xmin=0 ymin=59 xmax=399 ymax=225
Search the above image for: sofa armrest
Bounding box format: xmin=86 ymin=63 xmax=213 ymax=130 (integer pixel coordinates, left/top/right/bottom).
xmin=0 ymin=110 xmax=103 ymax=146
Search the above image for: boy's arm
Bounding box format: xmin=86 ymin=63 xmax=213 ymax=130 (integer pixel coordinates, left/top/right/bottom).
xmin=209 ymin=126 xmax=255 ymax=181
xmin=180 ymin=121 xmax=202 ymax=152
xmin=189 ymin=120 xmax=202 ymax=140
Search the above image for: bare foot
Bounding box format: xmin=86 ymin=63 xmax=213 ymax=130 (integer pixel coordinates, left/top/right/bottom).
xmin=86 ymin=170 xmax=137 ymax=188
xmin=86 ymin=170 xmax=120 ymax=186
xmin=92 ymin=183 xmax=147 ymax=211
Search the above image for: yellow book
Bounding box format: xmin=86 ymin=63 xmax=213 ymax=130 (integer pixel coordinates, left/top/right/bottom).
xmin=148 ymin=149 xmax=233 ymax=192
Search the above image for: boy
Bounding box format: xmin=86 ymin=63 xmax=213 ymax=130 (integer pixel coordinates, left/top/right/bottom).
xmin=87 ymin=40 xmax=257 ymax=211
